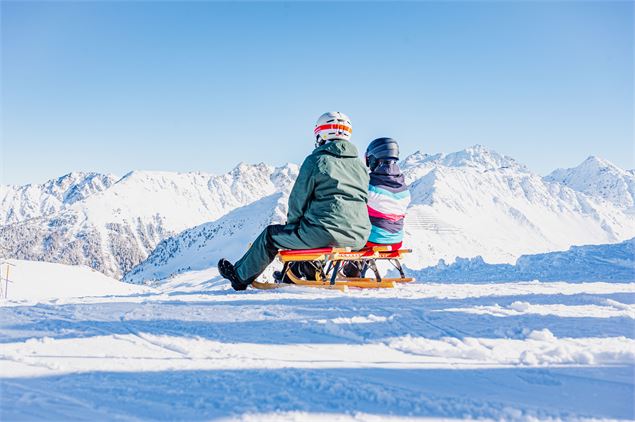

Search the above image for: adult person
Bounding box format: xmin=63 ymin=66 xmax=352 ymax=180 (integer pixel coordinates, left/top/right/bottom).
xmin=218 ymin=112 xmax=370 ymax=290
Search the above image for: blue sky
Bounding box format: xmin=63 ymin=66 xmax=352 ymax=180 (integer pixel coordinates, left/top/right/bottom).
xmin=2 ymin=1 xmax=633 ymax=185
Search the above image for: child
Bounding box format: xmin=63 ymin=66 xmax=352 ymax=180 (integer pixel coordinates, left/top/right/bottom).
xmin=218 ymin=112 xmax=371 ymax=290
xmin=364 ymin=137 xmax=411 ymax=250
xmin=342 ymin=137 xmax=410 ymax=278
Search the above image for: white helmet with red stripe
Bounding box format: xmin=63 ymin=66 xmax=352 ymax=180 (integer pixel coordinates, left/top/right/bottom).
xmin=314 ymin=112 xmax=352 ymax=143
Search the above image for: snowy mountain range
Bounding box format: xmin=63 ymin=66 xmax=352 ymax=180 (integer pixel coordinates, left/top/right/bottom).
xmin=0 ymin=172 xmax=117 ymax=225
xmin=545 ymin=156 xmax=635 ymax=210
xmin=2 ymin=145 xmax=634 ymax=282
xmin=1 ymin=164 xmax=298 ymax=278
xmin=396 ymin=146 xmax=633 ymax=270
xmin=125 ymin=145 xmax=634 ymax=284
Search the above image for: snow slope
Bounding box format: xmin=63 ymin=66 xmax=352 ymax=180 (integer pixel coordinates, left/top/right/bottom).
xmin=126 ymin=146 xmax=635 ymax=284
xmin=413 ymin=237 xmax=635 ymax=283
xmin=124 ymin=193 xmax=288 ymax=283
xmin=1 ymin=164 xmax=298 ymax=278
xmin=1 ymin=266 xmax=634 ymax=420
xmin=0 ymin=260 xmax=147 ymax=303
xmin=545 ymin=155 xmax=635 ymax=209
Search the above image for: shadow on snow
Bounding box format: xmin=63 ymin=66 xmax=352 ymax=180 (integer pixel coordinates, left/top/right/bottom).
xmin=1 ymin=366 xmax=633 ymax=420
xmin=1 ymin=291 xmax=634 ymax=344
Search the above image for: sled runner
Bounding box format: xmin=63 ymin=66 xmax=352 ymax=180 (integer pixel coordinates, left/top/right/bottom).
xmin=251 ymin=246 xmax=413 ymax=291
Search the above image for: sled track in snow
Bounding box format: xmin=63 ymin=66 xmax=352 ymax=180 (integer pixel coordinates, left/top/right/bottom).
xmin=405 ymin=213 xmax=461 ymax=233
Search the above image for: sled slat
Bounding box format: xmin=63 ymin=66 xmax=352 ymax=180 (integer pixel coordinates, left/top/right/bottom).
xmin=279 ymin=254 xmax=330 ymax=262
xmin=279 ymin=248 xmax=334 ymax=256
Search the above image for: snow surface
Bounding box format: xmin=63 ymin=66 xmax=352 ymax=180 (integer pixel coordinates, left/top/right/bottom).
xmin=1 ymin=260 xmax=634 ymax=420
xmin=0 ymin=259 xmax=147 ymax=303
xmin=414 ymin=237 xmax=635 ymax=283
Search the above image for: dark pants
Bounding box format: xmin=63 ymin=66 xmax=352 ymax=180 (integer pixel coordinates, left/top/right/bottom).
xmin=234 ymin=224 xmax=331 ymax=283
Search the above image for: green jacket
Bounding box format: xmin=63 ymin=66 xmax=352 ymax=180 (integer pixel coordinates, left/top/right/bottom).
xmin=287 ymin=140 xmax=371 ymax=250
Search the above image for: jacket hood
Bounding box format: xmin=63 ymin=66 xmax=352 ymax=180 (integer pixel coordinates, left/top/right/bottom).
xmin=315 ymin=139 xmax=359 ymax=158
xmin=370 ymin=160 xmax=406 ymax=190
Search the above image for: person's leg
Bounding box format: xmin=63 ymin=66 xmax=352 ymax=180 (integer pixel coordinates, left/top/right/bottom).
xmin=234 ymin=224 xmax=315 ymax=283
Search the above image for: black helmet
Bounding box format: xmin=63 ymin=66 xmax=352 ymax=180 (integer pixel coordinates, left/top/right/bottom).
xmin=365 ymin=137 xmax=400 ymax=170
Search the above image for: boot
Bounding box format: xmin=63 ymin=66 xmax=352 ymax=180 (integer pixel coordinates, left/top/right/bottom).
xmin=218 ymin=259 xmax=249 ymax=291
xmin=342 ymin=261 xmax=362 ymax=278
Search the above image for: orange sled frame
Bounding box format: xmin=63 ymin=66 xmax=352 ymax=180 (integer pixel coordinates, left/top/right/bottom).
xmin=252 ymin=246 xmax=413 ymax=290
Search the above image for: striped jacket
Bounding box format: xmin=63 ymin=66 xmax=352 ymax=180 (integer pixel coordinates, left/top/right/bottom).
xmin=366 ymin=160 xmax=410 ymax=244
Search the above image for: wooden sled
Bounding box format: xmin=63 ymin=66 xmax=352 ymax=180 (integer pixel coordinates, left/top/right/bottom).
xmin=251 ymin=246 xmax=413 ymax=291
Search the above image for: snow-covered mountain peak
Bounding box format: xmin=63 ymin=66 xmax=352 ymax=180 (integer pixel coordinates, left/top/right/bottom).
xmin=448 ymin=144 xmax=524 ymax=170
xmin=115 ymin=169 xmax=201 ymax=183
xmin=401 ymin=145 xmax=528 ymax=186
xmin=545 ymin=156 xmax=635 ymax=208
xmin=49 ymin=171 xmax=94 ymax=186
xmin=41 ymin=171 xmax=116 ymax=196
xmin=403 ymin=145 xmax=527 ymax=173
xmin=580 ymin=155 xmax=628 ymax=170
xmin=60 ymin=172 xmax=117 ymax=205
xmin=231 ymin=161 xmax=266 ymax=174
xmin=1 ymin=171 xmax=117 ymax=225
xmin=117 ymin=170 xmax=144 ymax=182
xmin=220 ymin=162 xmax=297 ymax=187
xmin=549 ymin=155 xmax=628 ymax=179
xmin=402 ymin=151 xmax=441 ymax=168
xmin=270 ymin=163 xmax=300 ymax=193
